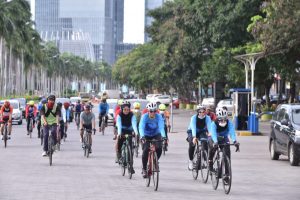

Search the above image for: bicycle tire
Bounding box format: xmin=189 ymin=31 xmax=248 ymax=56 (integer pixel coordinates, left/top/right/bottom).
xmin=192 ymin=144 xmax=199 ymax=180
xmin=121 ymin=145 xmax=126 ymax=176
xmin=4 ymin=126 xmax=7 ymax=148
xmin=145 ymin=152 xmax=152 ymax=187
xmin=152 ymin=152 xmax=159 ymax=191
xmin=127 ymin=144 xmax=133 ymax=179
xmin=200 ymin=149 xmax=209 ymax=183
xmin=135 ymin=136 xmax=139 ymax=158
xmin=29 ymin=119 xmax=33 ymax=138
xmin=211 ymin=151 xmax=220 ymax=190
xmin=101 ymin=118 xmax=105 ymax=135
xmin=85 ymin=133 xmax=90 ymax=158
xmin=48 ymin=135 xmax=53 ymax=166
xmin=222 ymin=155 xmax=232 ymax=194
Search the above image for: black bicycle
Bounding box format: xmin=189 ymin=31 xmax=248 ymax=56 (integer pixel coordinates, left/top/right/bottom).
xmin=83 ymin=128 xmax=94 ymax=158
xmin=99 ymin=115 xmax=107 ymax=135
xmin=210 ymin=143 xmax=240 ymax=194
xmin=28 ymin=117 xmax=34 ymax=138
xmin=134 ymin=133 xmax=140 ymax=158
xmin=47 ymin=125 xmax=57 ymax=166
xmin=2 ymin=122 xmax=9 ymax=148
xmin=119 ymin=134 xmax=134 ymax=179
xmin=192 ymin=138 xmax=209 ymax=183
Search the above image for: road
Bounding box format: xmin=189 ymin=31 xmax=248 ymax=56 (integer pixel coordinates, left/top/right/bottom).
xmin=0 ymin=108 xmax=299 ymax=200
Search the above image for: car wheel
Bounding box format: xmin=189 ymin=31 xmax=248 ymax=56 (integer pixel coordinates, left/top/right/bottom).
xmin=289 ymin=143 xmax=299 ymax=166
xmin=270 ymin=139 xmax=280 ymax=160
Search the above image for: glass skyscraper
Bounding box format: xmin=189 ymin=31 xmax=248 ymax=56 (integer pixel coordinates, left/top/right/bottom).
xmin=35 ymin=0 xmax=124 ymax=64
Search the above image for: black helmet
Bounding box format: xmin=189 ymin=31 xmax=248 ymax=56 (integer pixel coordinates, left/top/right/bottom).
xmin=47 ymin=95 xmax=56 ymax=101
xmin=57 ymin=102 xmax=62 ymax=108
xmin=121 ymin=100 xmax=131 ymax=109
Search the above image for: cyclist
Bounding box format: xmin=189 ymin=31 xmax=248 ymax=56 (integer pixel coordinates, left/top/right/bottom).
xmin=25 ymin=100 xmax=38 ymax=135
xmin=113 ymin=99 xmax=123 ymax=140
xmin=139 ymin=102 xmax=166 ymax=178
xmin=206 ymin=105 xmax=217 ymax=121
xmin=75 ymin=100 xmax=83 ymax=124
xmin=37 ymin=98 xmax=47 ymax=138
xmin=62 ymin=102 xmax=71 ymax=138
xmin=132 ymin=102 xmax=142 ymax=144
xmin=40 ymin=95 xmax=61 ymax=157
xmin=208 ymin=107 xmax=239 ymax=172
xmin=186 ymin=104 xmax=212 ymax=170
xmin=158 ymin=104 xmax=170 ymax=138
xmin=115 ymin=100 xmax=138 ymax=174
xmin=0 ymin=101 xmax=13 ymax=140
xmin=80 ymin=104 xmax=96 ymax=153
xmin=98 ymin=97 xmax=109 ymax=132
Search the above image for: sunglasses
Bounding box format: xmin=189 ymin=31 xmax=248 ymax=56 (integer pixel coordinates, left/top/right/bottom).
xmin=149 ymin=110 xmax=156 ymax=113
xmin=198 ymin=111 xmax=205 ymax=114
xmin=218 ymin=119 xmax=226 ymax=122
xmin=123 ymin=108 xmax=130 ymax=111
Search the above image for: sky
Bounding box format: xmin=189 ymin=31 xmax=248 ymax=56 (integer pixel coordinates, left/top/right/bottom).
xmin=30 ymin=0 xmax=145 ymax=44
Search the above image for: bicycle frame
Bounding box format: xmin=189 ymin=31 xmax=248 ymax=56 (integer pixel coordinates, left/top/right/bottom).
xmin=83 ymin=128 xmax=92 ymax=157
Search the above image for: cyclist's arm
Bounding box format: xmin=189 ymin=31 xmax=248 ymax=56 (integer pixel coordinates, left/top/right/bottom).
xmin=116 ymin=115 xmax=122 ymax=136
xmin=205 ymin=115 xmax=212 ymax=134
xmin=211 ymin=122 xmax=218 ymax=143
xmin=190 ymin=115 xmax=197 ymax=137
xmin=139 ymin=114 xmax=146 ymax=138
xmin=40 ymin=106 xmax=47 ymax=124
xmin=131 ymin=114 xmax=138 ymax=134
xmin=157 ymin=114 xmax=166 ymax=138
xmin=56 ymin=107 xmax=61 ymax=124
xmin=228 ymin=120 xmax=237 ymax=142
xmin=8 ymin=107 xmax=13 ymax=121
xmin=105 ymin=104 xmax=109 ymax=115
xmin=25 ymin=106 xmax=29 ymax=118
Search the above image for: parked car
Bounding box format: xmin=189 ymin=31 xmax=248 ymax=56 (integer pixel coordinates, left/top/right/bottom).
xmin=107 ymin=99 xmax=118 ymax=125
xmin=217 ymin=99 xmax=233 ymax=116
xmin=12 ymin=98 xmax=26 ymax=118
xmin=153 ymin=95 xmax=172 ymax=106
xmin=146 ymin=94 xmax=162 ymax=102
xmin=0 ymin=100 xmax=23 ymax=125
xmin=201 ymin=97 xmax=215 ymax=108
xmin=270 ymin=104 xmax=300 ymax=166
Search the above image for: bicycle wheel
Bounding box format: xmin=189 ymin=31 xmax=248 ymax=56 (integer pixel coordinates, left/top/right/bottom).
xmin=145 ymin=153 xmax=152 ymax=187
xmin=48 ymin=135 xmax=53 ymax=166
xmin=152 ymin=152 xmax=159 ymax=191
xmin=192 ymin=145 xmax=200 ymax=180
xmin=211 ymin=152 xmax=220 ymax=190
xmin=29 ymin=119 xmax=33 ymax=138
xmin=86 ymin=134 xmax=90 ymax=158
xmin=200 ymin=149 xmax=209 ymax=183
xmin=127 ymin=145 xmax=133 ymax=179
xmin=4 ymin=126 xmax=7 ymax=148
xmin=121 ymin=145 xmax=126 ymax=176
xmin=222 ymin=155 xmax=232 ymax=194
xmin=135 ymin=138 xmax=139 ymax=158
xmin=101 ymin=118 xmax=105 ymax=135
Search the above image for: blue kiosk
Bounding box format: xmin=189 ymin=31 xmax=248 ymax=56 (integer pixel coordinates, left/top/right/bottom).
xmin=230 ymin=88 xmax=259 ymax=135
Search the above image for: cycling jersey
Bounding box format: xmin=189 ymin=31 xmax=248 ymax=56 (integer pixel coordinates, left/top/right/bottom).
xmin=187 ymin=114 xmax=212 ymax=137
xmin=40 ymin=104 xmax=60 ymax=125
xmin=0 ymin=106 xmax=13 ymax=119
xmin=211 ymin=120 xmax=236 ymax=143
xmin=25 ymin=105 xmax=37 ymax=118
xmin=116 ymin=111 xmax=138 ymax=135
xmin=75 ymin=103 xmax=83 ymax=113
xmin=80 ymin=112 xmax=95 ymax=125
xmin=98 ymin=102 xmax=109 ymax=115
xmin=139 ymin=113 xmax=166 ymax=138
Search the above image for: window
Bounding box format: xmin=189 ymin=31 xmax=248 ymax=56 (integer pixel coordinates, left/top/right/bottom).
xmin=277 ymin=108 xmax=287 ymax=122
xmin=292 ymin=109 xmax=300 ymax=125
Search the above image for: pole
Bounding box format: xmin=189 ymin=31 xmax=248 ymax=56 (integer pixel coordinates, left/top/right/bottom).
xmin=171 ymin=92 xmax=174 ymax=133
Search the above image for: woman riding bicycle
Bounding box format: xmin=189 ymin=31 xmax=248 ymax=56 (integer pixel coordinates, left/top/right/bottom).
xmin=25 ymin=100 xmax=38 ymax=135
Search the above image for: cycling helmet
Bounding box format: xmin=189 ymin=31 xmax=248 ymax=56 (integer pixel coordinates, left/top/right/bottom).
xmin=77 ymin=100 xmax=80 ymax=104
xmin=196 ymin=104 xmax=206 ymax=112
xmin=117 ymin=99 xmax=123 ymax=105
xmin=146 ymin=102 xmax=157 ymax=111
xmin=41 ymin=98 xmax=47 ymax=104
xmin=63 ymin=102 xmax=70 ymax=108
xmin=85 ymin=104 xmax=91 ymax=110
xmin=133 ymin=102 xmax=141 ymax=109
xmin=29 ymin=100 xmax=35 ymax=106
xmin=4 ymin=100 xmax=10 ymax=108
xmin=57 ymin=102 xmax=62 ymax=108
xmin=216 ymin=107 xmax=228 ymax=119
xmin=121 ymin=100 xmax=131 ymax=109
xmin=47 ymin=95 xmax=56 ymax=101
xmin=159 ymin=104 xmax=166 ymax=111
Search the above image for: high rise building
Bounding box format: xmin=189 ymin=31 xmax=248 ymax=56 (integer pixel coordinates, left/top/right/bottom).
xmin=144 ymin=0 xmax=165 ymax=43
xmin=35 ymin=0 xmax=124 ymax=64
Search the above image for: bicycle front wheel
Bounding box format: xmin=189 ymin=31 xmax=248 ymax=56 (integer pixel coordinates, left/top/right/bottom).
xmin=211 ymin=152 xmax=220 ymax=190
xmin=121 ymin=145 xmax=126 ymax=176
xmin=152 ymin=152 xmax=159 ymax=191
xmin=192 ymin=145 xmax=200 ymax=180
xmin=135 ymin=137 xmax=139 ymax=158
xmin=4 ymin=128 xmax=7 ymax=148
xmin=48 ymin=136 xmax=53 ymax=166
xmin=127 ymin=145 xmax=133 ymax=179
xmin=200 ymin=149 xmax=209 ymax=183
xmin=29 ymin=120 xmax=33 ymax=138
xmin=222 ymin=155 xmax=232 ymax=194
xmin=145 ymin=153 xmax=152 ymax=187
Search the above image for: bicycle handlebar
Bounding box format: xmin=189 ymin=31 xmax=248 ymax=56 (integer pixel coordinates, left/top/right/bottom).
xmin=217 ymin=143 xmax=240 ymax=152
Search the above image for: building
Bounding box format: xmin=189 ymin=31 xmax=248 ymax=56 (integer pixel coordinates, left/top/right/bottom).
xmin=35 ymin=0 xmax=124 ymax=64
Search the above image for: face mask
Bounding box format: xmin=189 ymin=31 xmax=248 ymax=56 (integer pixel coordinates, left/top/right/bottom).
xmin=159 ymin=111 xmax=164 ymax=114
xmin=219 ymin=121 xmax=227 ymax=127
xmin=47 ymin=102 xmax=54 ymax=109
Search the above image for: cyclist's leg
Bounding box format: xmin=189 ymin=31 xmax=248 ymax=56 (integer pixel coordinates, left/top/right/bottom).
xmin=164 ymin=124 xmax=168 ymax=140
xmin=37 ymin=117 xmax=41 ymax=137
xmin=188 ymin=132 xmax=195 ymax=161
xmin=26 ymin=117 xmax=30 ymax=132
xmin=142 ymin=137 xmax=151 ymax=170
xmin=43 ymin=125 xmax=50 ymax=152
xmin=0 ymin=123 xmax=4 ymax=135
xmin=86 ymin=124 xmax=93 ymax=146
xmin=98 ymin=114 xmax=102 ymax=129
xmin=32 ymin=117 xmax=36 ymax=127
xmin=223 ymin=142 xmax=231 ymax=174
xmin=51 ymin=124 xmax=58 ymax=145
xmin=208 ymin=138 xmax=216 ymax=170
xmin=8 ymin=121 xmax=12 ymax=135
xmin=154 ymin=135 xmax=163 ymax=160
xmin=105 ymin=115 xmax=108 ymax=126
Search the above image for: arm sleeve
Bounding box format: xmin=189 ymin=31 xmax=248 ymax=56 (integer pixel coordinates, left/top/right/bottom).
xmin=106 ymin=104 xmax=109 ymax=114
xmin=131 ymin=115 xmax=138 ymax=134
xmin=205 ymin=116 xmax=212 ymax=133
xmin=158 ymin=114 xmax=166 ymax=138
xmin=211 ymin=122 xmax=218 ymax=143
xmin=191 ymin=115 xmax=197 ymax=137
xmin=40 ymin=106 xmax=45 ymax=116
xmin=139 ymin=114 xmax=146 ymax=137
xmin=25 ymin=106 xmax=28 ymax=118
xmin=228 ymin=121 xmax=236 ymax=142
xmin=98 ymin=104 xmax=101 ymax=113
xmin=117 ymin=115 xmax=122 ymax=136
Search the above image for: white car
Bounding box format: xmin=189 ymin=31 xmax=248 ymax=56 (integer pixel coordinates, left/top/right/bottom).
xmin=152 ymin=95 xmax=172 ymax=105
xmin=0 ymin=100 xmax=23 ymax=125
xmin=146 ymin=94 xmax=162 ymax=102
xmin=201 ymin=97 xmax=215 ymax=108
xmin=217 ymin=99 xmax=233 ymax=116
xmin=107 ymin=99 xmax=118 ymax=125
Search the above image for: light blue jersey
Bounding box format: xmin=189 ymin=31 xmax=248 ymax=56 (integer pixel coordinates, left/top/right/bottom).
xmin=139 ymin=113 xmax=166 ymax=138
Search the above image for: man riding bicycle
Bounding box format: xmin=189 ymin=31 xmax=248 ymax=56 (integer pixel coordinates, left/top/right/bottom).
xmin=62 ymin=102 xmax=71 ymax=139
xmin=80 ymin=105 xmax=96 ymax=153
xmin=115 ymin=100 xmax=138 ymax=173
xmin=139 ymin=102 xmax=166 ymax=178
xmin=0 ymin=101 xmax=13 ymax=140
xmin=75 ymin=100 xmax=83 ymax=124
xmin=208 ymin=107 xmax=239 ymax=172
xmin=41 ymin=95 xmax=61 ymax=157
xmin=25 ymin=100 xmax=37 ymax=135
xmin=98 ymin=97 xmax=109 ymax=132
xmin=132 ymin=102 xmax=142 ymax=142
xmin=187 ymin=104 xmax=212 ymax=170
xmin=37 ymin=98 xmax=47 ymax=138
xmin=158 ymin=104 xmax=170 ymax=149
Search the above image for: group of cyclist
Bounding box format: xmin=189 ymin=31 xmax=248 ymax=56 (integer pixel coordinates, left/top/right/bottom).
xmin=187 ymin=104 xmax=239 ymax=172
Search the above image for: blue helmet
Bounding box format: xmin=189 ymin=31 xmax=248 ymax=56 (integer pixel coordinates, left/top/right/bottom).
xmin=41 ymin=98 xmax=47 ymax=104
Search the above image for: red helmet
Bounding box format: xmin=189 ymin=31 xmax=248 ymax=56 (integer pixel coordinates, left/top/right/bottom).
xmin=4 ymin=101 xmax=10 ymax=108
xmin=63 ymin=102 xmax=70 ymax=109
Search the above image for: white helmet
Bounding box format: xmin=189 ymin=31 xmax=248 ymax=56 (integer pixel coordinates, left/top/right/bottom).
xmin=146 ymin=102 xmax=157 ymax=111
xmin=196 ymin=104 xmax=206 ymax=112
xmin=216 ymin=107 xmax=228 ymax=119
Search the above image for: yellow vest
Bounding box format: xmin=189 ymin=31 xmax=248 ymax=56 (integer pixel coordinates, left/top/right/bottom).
xmin=42 ymin=104 xmax=58 ymax=125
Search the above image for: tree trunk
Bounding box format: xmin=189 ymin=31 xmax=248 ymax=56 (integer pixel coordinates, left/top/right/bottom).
xmin=289 ymin=82 xmax=296 ymax=103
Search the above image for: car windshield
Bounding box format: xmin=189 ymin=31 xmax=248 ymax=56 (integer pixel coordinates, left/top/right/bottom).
xmin=15 ymin=98 xmax=26 ymax=107
xmin=292 ymin=109 xmax=300 ymax=125
xmin=158 ymin=96 xmax=170 ymax=99
xmin=11 ymin=102 xmax=19 ymax=109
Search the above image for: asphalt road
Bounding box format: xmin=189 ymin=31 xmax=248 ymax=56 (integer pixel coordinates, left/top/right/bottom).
xmin=0 ymin=108 xmax=299 ymax=200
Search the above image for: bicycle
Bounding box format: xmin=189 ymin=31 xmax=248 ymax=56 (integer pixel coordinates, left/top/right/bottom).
xmin=28 ymin=117 xmax=34 ymax=138
xmin=134 ymin=133 xmax=140 ymax=158
xmin=144 ymin=138 xmax=163 ymax=191
xmin=119 ymin=134 xmax=134 ymax=179
xmin=47 ymin=125 xmax=57 ymax=166
xmin=75 ymin=113 xmax=80 ymax=130
xmin=210 ymin=142 xmax=240 ymax=194
xmin=192 ymin=138 xmax=209 ymax=183
xmin=162 ymin=139 xmax=168 ymax=156
xmin=100 ymin=115 xmax=107 ymax=135
xmin=2 ymin=122 xmax=9 ymax=148
xmin=40 ymin=126 xmax=44 ymax=146
xmin=82 ymin=128 xmax=94 ymax=158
